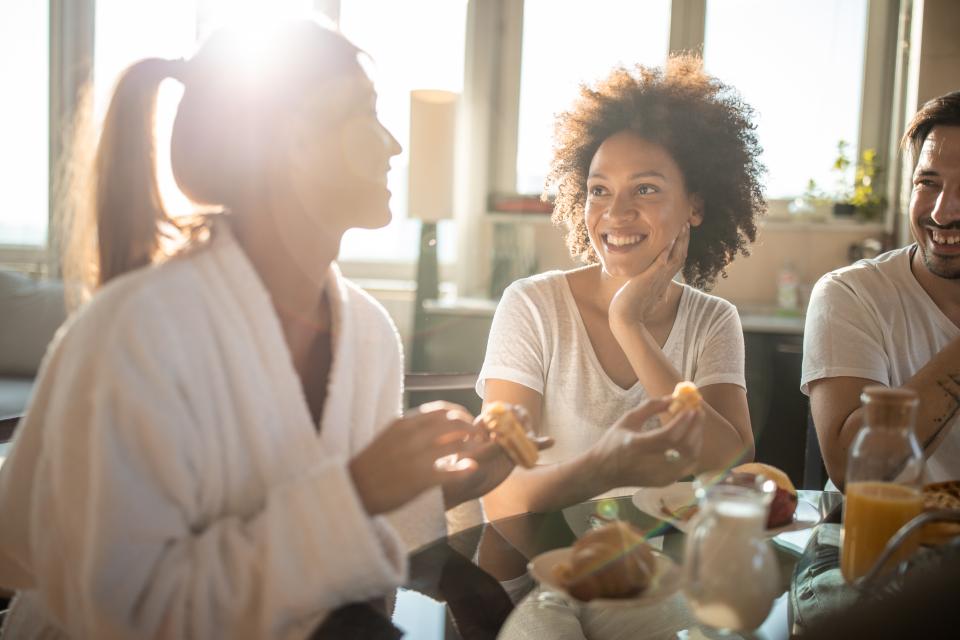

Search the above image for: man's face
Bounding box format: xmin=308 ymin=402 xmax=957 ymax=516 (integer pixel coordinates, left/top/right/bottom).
xmin=909 ymin=125 xmax=960 ymax=279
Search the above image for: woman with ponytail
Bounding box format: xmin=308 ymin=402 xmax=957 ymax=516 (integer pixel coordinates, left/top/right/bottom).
xmin=0 ymin=19 xmax=524 ymax=639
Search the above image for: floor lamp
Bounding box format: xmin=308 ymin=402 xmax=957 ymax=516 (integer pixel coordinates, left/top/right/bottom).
xmin=407 ymin=89 xmax=458 ymax=372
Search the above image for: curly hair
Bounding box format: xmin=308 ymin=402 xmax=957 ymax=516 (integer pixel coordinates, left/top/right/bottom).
xmin=546 ymin=54 xmax=765 ymax=289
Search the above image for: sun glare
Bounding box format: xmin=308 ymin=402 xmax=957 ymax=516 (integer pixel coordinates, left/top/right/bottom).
xmin=96 ymin=0 xmax=314 ymax=218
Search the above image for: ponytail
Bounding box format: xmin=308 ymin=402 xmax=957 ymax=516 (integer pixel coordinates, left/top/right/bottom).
xmin=62 ymin=58 xmax=187 ymax=301
xmin=95 ymin=58 xmax=185 ymax=286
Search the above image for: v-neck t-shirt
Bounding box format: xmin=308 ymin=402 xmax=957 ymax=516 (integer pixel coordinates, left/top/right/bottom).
xmin=802 ymin=244 xmax=960 ymax=482
xmin=477 ymin=271 xmax=746 ymax=467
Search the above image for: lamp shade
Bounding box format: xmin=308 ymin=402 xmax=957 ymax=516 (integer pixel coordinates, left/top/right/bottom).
xmin=407 ymin=89 xmax=458 ymax=222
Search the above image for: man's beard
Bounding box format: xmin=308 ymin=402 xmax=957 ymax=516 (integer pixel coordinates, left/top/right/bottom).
xmin=918 ymin=218 xmax=960 ymax=279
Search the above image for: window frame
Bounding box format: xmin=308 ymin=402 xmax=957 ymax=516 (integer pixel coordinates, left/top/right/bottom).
xmin=0 ymin=0 xmax=907 ymax=288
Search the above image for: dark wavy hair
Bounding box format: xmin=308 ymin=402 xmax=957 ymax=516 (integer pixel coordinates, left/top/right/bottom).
xmin=901 ymin=90 xmax=960 ymax=163
xmin=546 ymin=54 xmax=766 ymax=289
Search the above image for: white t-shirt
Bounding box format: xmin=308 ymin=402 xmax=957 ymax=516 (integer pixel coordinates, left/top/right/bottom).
xmin=802 ymin=244 xmax=960 ymax=482
xmin=477 ymin=271 xmax=746 ymax=469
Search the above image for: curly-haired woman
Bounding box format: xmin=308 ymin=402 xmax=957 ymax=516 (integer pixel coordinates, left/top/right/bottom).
xmin=478 ymin=54 xmax=765 ymax=518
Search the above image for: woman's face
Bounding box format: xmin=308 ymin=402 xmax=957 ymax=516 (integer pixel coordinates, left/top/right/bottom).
xmin=284 ymin=76 xmax=402 ymax=235
xmin=584 ymin=130 xmax=703 ymax=279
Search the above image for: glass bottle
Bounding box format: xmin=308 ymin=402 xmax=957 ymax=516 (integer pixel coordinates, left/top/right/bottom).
xmin=841 ymin=386 xmax=925 ymax=583
xmin=683 ymin=472 xmax=780 ymax=633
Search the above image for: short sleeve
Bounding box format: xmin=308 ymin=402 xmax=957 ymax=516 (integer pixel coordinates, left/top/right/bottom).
xmin=476 ymin=282 xmax=548 ymax=398
xmin=693 ymin=302 xmax=746 ymax=389
xmin=801 ymin=274 xmax=889 ymax=395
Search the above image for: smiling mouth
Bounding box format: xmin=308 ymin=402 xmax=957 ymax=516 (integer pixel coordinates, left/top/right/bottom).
xmin=602 ymin=232 xmax=647 ymax=252
xmin=927 ymin=226 xmax=960 ymax=253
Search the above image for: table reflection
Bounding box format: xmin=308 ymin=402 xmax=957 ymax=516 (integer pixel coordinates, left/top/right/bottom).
xmin=312 ymin=494 xmax=818 ymax=639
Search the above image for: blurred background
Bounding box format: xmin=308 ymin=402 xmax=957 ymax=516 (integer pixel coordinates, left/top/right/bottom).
xmin=2 ymin=0 xmax=959 ymax=488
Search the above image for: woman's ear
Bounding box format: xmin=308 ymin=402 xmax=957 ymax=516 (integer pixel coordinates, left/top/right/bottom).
xmin=689 ymin=194 xmax=705 ymax=227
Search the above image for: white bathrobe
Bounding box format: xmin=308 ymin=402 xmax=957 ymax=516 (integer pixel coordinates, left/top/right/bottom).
xmin=0 ymin=226 xmax=444 ymax=639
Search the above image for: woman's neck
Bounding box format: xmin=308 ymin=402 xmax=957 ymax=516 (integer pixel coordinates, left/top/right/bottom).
xmin=580 ymin=264 xmax=681 ymax=326
xmin=228 ymin=204 xmax=341 ymax=328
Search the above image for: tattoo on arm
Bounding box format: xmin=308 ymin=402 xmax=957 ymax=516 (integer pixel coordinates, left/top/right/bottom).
xmin=925 ymin=372 xmax=960 ymax=449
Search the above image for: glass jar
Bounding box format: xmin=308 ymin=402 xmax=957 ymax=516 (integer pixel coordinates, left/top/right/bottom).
xmin=841 ymin=386 xmax=925 ymax=583
xmin=683 ymin=472 xmax=780 ymax=633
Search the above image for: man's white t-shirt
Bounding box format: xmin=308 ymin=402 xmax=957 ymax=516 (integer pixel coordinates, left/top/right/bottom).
xmin=477 ymin=271 xmax=746 ymax=471
xmin=802 ymin=244 xmax=960 ymax=482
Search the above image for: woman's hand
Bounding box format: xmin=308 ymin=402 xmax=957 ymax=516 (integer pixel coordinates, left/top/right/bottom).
xmin=349 ymin=401 xmax=479 ymax=516
xmin=608 ymin=223 xmax=689 ymax=330
xmin=589 ymin=396 xmax=704 ymax=489
xmin=441 ymin=421 xmax=553 ymax=510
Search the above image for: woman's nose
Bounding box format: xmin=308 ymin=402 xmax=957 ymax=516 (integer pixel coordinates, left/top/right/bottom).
xmin=607 ymin=191 xmax=638 ymax=220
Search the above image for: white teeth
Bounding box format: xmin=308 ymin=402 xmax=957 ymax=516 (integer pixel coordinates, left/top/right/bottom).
xmin=931 ymin=230 xmax=960 ymax=245
xmin=605 ymin=233 xmax=644 ymax=247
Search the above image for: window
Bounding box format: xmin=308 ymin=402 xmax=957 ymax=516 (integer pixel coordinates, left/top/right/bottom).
xmin=514 ymin=0 xmax=671 ymax=194
xmin=0 ymin=0 xmax=49 ymax=247
xmin=704 ymin=0 xmax=869 ymax=199
xmin=95 ymin=0 xmax=315 ymax=218
xmin=337 ymin=0 xmax=468 ymax=264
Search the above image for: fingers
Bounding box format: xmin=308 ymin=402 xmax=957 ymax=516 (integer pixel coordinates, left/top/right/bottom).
xmin=533 ymin=435 xmax=554 ymax=451
xmin=617 ymin=397 xmax=672 ymax=431
xmin=409 ymin=401 xmax=473 ymax=424
xmin=433 ymin=457 xmax=478 ymax=482
xmin=404 ymin=404 xmax=478 ymax=445
xmin=672 ymin=223 xmax=690 ymax=260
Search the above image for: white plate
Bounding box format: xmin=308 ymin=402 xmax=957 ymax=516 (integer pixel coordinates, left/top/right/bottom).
xmin=528 ymin=546 xmax=682 ymax=608
xmin=631 ymin=482 xmax=820 ymax=536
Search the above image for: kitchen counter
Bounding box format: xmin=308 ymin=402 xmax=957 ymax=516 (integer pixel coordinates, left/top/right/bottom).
xmin=425 ymin=298 xmax=807 ymax=335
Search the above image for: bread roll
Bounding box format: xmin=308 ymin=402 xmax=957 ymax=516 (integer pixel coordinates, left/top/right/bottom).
xmin=554 ymin=521 xmax=656 ymax=601
xmin=668 ymin=381 xmax=702 ymax=415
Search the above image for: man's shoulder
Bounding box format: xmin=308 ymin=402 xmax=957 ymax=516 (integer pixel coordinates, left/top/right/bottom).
xmin=815 ymin=245 xmax=913 ymax=295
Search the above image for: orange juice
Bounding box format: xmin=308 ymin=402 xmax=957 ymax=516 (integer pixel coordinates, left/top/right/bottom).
xmin=841 ymin=481 xmax=923 ymax=582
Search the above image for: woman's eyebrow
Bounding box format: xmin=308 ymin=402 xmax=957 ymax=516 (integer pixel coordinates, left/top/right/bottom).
xmin=587 ymin=170 xmax=666 ymax=180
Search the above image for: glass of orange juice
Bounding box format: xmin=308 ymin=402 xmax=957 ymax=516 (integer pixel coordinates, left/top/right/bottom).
xmin=841 ymin=387 xmax=924 ymax=584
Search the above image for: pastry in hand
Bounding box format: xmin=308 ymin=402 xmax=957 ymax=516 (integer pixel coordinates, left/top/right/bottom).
xmin=480 ymin=402 xmax=538 ymax=468
xmin=553 ymin=521 xmax=656 ymax=601
xmin=732 ymin=462 xmax=798 ymax=528
xmin=668 ymin=381 xmax=702 ymax=416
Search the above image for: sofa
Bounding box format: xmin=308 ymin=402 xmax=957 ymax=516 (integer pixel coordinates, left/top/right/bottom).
xmin=0 ymin=269 xmax=66 ymax=423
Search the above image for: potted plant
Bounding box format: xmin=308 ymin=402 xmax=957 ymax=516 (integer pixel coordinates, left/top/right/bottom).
xmin=804 ymin=140 xmax=886 ymax=222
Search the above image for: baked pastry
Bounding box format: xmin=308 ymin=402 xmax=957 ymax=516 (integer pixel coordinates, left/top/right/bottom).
xmin=553 ymin=521 xmax=656 ymax=601
xmin=732 ymin=462 xmax=798 ymax=528
xmin=480 ymin=402 xmax=538 ymax=468
xmin=921 ymin=481 xmax=960 ymax=545
xmin=668 ymin=381 xmax=702 ymax=415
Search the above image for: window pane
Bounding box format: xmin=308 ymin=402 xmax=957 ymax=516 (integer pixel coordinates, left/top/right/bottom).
xmin=95 ymin=0 xmax=316 ymax=216
xmin=338 ymin=0 xmax=468 ymax=264
xmin=515 ymin=0 xmax=671 ymax=195
xmin=0 ymin=0 xmax=49 ymax=246
xmin=704 ymin=0 xmax=868 ymax=199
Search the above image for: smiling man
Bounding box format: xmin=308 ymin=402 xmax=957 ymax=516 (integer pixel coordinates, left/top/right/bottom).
xmin=803 ymin=91 xmax=960 ymax=487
